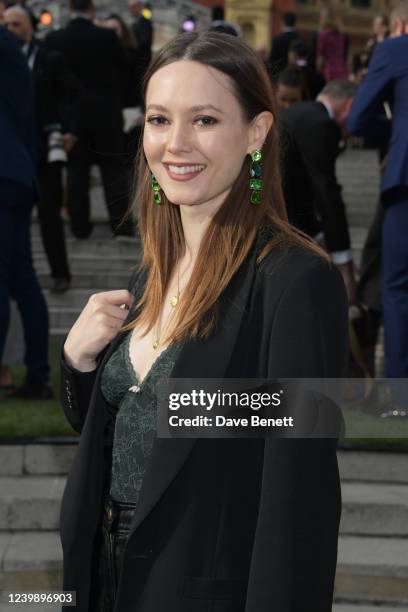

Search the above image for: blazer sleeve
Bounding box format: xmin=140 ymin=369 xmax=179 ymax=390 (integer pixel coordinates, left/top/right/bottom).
xmin=299 ymin=120 xmax=351 ymax=253
xmin=59 ymin=267 xmax=144 ymax=433
xmin=347 ymin=42 xmax=392 ymax=144
xmin=245 ymin=257 xmax=348 ymax=612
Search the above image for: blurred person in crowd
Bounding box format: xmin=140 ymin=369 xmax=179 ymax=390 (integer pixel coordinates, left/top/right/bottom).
xmin=0 ymin=1 xmax=7 ymax=24
xmin=104 ymin=13 xmax=144 ymax=109
xmin=281 ymin=80 xmax=357 ymax=303
xmin=316 ymin=8 xmax=349 ymax=82
xmin=105 ymin=13 xmax=146 ymax=164
xmin=209 ymin=20 xmax=241 ymax=37
xmin=275 ymin=68 xmax=305 ymax=111
xmin=129 ymin=0 xmax=153 ymax=72
xmin=288 ymin=39 xmax=326 ymax=99
xmin=268 ymin=12 xmax=301 ymax=75
xmin=0 ymin=27 xmax=51 ymax=399
xmin=4 ymin=4 xmax=79 ymax=294
xmin=46 ymin=0 xmax=134 ymax=240
xmin=348 ymin=1 xmax=408 ymax=413
xmin=0 ymin=302 xmax=24 ymax=392
xmin=368 ymin=14 xmax=389 ymax=51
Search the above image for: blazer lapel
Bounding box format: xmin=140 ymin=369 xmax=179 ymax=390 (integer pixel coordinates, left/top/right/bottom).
xmin=129 ymin=236 xmax=263 ymax=534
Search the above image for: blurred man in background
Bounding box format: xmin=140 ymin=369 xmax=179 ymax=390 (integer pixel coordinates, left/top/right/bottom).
xmin=348 ymin=1 xmax=408 ymax=404
xmin=46 ymin=0 xmax=134 ymax=241
xmin=281 ymin=80 xmax=357 ymax=304
xmin=0 ymin=26 xmax=51 ymax=398
xmin=268 ymin=12 xmax=301 ymax=74
xmin=129 ymin=0 xmax=153 ymax=73
xmin=4 ymin=4 xmax=77 ymax=294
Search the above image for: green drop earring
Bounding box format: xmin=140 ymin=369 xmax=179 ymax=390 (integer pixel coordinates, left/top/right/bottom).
xmin=151 ymin=173 xmax=162 ymax=204
xmin=250 ymin=149 xmax=263 ymax=205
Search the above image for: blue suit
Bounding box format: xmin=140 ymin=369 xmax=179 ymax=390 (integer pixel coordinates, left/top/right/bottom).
xmin=0 ymin=27 xmax=37 ymax=203
xmin=348 ymin=35 xmax=408 ymax=380
xmin=0 ymin=27 xmax=49 ymax=385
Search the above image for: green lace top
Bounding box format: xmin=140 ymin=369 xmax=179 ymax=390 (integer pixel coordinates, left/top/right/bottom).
xmin=101 ymin=331 xmax=180 ymax=504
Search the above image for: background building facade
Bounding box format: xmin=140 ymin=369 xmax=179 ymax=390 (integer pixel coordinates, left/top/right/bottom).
xmin=227 ymin=0 xmax=393 ymax=54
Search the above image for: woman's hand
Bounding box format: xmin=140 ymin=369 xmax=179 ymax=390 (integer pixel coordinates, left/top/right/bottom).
xmin=63 ymin=290 xmax=134 ymax=372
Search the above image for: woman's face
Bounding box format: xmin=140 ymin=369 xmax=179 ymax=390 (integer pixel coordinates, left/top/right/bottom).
xmin=144 ymin=60 xmax=260 ymax=211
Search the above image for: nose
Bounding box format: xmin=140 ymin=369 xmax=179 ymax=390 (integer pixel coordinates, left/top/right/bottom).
xmin=166 ymin=121 xmax=193 ymax=155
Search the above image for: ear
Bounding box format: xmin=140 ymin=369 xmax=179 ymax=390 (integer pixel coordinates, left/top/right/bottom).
xmin=246 ymin=111 xmax=274 ymax=155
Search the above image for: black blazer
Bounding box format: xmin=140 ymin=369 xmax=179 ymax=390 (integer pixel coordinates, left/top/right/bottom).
xmin=60 ymin=230 xmax=348 ymax=612
xmin=46 ymin=18 xmax=125 ymax=133
xmin=31 ymin=41 xmax=80 ymax=162
xmin=268 ymin=30 xmax=301 ymax=74
xmin=280 ymin=101 xmax=351 ymax=253
xmin=0 ymin=27 xmax=37 ymax=205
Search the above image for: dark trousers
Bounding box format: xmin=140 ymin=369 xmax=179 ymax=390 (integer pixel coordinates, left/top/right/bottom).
xmin=90 ymin=498 xmax=137 ymax=612
xmin=67 ymin=130 xmax=133 ymax=239
xmin=37 ymin=162 xmax=71 ymax=280
xmin=0 ymin=204 xmax=49 ymax=384
xmin=356 ymin=198 xmax=384 ymax=314
xmin=382 ymin=196 xmax=408 ymax=378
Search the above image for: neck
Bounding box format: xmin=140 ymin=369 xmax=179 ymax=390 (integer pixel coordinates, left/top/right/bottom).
xmin=317 ymin=94 xmax=334 ymax=117
xmin=179 ymin=192 xmax=227 ymax=260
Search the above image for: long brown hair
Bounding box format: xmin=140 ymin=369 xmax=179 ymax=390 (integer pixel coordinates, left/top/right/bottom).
xmin=127 ymin=31 xmax=325 ymax=343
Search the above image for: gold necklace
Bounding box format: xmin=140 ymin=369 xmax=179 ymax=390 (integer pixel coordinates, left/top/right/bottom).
xmin=153 ymin=266 xmax=181 ymax=350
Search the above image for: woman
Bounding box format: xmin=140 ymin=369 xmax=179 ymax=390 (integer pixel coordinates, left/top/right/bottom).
xmin=104 ymin=13 xmax=144 ymax=109
xmin=316 ymin=8 xmax=349 ymax=82
xmin=61 ymin=32 xmax=348 ymax=612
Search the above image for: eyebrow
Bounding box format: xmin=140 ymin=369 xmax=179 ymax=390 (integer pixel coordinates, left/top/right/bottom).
xmin=146 ymin=104 xmax=224 ymax=114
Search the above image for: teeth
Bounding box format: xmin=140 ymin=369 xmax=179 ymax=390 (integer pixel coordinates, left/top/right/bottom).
xmin=168 ymin=164 xmax=205 ymax=175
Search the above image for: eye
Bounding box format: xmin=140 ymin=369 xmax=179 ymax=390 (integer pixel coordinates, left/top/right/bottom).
xmin=195 ymin=116 xmax=218 ymax=127
xmin=146 ymin=115 xmax=168 ymax=126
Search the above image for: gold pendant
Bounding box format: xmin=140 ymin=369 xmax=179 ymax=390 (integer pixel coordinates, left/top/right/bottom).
xmin=152 ymin=339 xmax=159 ymax=350
xmin=170 ymin=295 xmax=179 ymax=307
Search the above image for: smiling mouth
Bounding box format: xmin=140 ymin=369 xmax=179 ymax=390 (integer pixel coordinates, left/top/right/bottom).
xmin=164 ymin=163 xmax=206 ymax=177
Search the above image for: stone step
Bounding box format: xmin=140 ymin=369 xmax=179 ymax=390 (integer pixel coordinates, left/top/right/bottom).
xmin=34 ymin=252 xmax=140 ymax=271
xmin=0 ymin=477 xmax=65 ymax=530
xmin=340 ymin=483 xmax=408 ymax=536
xmin=333 ymin=605 xmax=405 ymax=612
xmin=47 ymin=307 xmax=86 ymax=329
xmin=43 ymin=288 xmax=96 ymax=309
xmin=2 ymin=446 xmax=405 ymax=481
xmin=0 ymin=532 xmax=62 ymax=592
xmin=0 ymin=446 xmax=77 ymax=477
xmin=1 ymin=532 xmax=407 ymax=605
xmin=338 ymin=451 xmax=408 ymax=484
xmin=1 ymin=468 xmax=408 ymax=536
xmin=31 ymin=236 xmax=141 ymax=255
xmin=335 ymin=535 xmax=408 ymax=605
xmin=37 ymin=270 xmax=131 ymax=289
xmin=1 ymin=479 xmax=406 ymax=536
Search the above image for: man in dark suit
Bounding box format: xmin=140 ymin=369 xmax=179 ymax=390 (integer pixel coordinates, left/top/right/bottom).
xmin=46 ymin=0 xmax=134 ymax=240
xmin=4 ymin=5 xmax=79 ymax=294
xmin=0 ymin=26 xmax=51 ymax=398
xmin=287 ymin=39 xmax=326 ymax=99
xmin=129 ymin=0 xmax=153 ymax=73
xmin=280 ymin=80 xmax=357 ymax=303
xmin=268 ymin=12 xmax=301 ymax=75
xmin=348 ymin=1 xmax=408 ymax=390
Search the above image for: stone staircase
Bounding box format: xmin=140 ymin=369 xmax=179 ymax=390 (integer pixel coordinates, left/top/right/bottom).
xmin=0 ymin=444 xmax=407 ymax=610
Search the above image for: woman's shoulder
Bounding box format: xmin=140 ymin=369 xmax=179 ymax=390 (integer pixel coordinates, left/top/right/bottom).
xmin=255 ymin=231 xmax=345 ymax=302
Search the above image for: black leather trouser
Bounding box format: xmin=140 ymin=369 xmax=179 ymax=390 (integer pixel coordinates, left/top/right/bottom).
xmin=90 ymin=497 xmax=137 ymax=612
